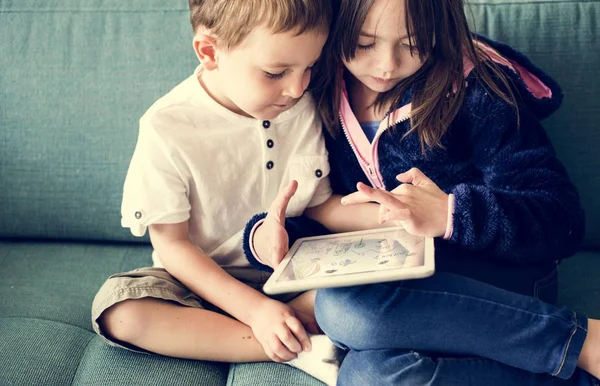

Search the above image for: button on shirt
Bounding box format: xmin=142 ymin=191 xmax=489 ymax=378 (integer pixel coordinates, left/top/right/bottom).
xmin=121 ymin=65 xmax=331 ymax=268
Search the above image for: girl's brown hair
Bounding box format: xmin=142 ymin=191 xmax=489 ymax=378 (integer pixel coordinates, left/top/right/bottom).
xmin=312 ymin=0 xmax=518 ymax=152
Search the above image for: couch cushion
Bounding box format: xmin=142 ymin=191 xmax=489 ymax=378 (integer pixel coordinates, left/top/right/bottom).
xmin=0 ymin=241 xmax=326 ymax=385
xmin=468 ymin=0 xmax=600 ymax=247
xmin=0 ymin=241 xmax=229 ymax=385
xmin=557 ymin=250 xmax=600 ymax=318
xmin=228 ymin=363 xmax=324 ymax=386
xmin=0 ymin=318 xmax=96 ymax=386
xmin=0 ymin=318 xmax=230 ymax=386
xmin=0 ymin=241 xmax=154 ymax=329
xmin=72 ymin=337 xmax=229 ymax=386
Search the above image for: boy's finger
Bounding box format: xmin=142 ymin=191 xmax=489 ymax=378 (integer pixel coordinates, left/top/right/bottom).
xmin=265 ymin=347 xmax=285 ymax=363
xmin=270 ymin=333 xmax=297 ymax=361
xmin=286 ymin=317 xmax=311 ymax=352
xmin=270 ymin=180 xmax=298 ymax=223
xmin=275 ymin=325 xmax=302 ymax=356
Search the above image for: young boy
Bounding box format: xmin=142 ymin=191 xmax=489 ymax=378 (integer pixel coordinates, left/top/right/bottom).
xmin=91 ymin=1 xmax=338 ymax=384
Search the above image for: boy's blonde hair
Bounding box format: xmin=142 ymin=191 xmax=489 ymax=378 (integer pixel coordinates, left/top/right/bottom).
xmin=188 ymin=0 xmax=332 ymax=49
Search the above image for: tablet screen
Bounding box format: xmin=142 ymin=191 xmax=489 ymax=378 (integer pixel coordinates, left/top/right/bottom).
xmin=276 ymin=227 xmax=425 ymax=282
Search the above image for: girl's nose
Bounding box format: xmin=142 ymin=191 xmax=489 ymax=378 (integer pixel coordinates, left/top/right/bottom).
xmin=377 ymin=47 xmax=399 ymax=74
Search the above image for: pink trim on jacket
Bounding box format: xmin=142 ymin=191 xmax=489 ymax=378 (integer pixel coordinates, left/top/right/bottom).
xmin=444 ymin=194 xmax=456 ymax=240
xmin=339 ymin=86 xmax=412 ymax=191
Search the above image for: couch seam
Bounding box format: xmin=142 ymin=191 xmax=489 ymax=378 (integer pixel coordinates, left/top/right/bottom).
xmin=1 ymin=315 xmax=94 ymax=333
xmin=68 ymin=334 xmax=98 ymax=386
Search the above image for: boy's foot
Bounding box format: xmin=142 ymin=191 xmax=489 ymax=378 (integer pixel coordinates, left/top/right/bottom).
xmin=285 ymin=334 xmax=343 ymax=386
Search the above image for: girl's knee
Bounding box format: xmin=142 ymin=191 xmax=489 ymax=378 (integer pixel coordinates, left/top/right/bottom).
xmin=339 ymin=349 xmax=427 ymax=386
xmin=315 ymin=287 xmax=374 ymax=348
xmin=315 ymin=288 xmax=350 ymax=331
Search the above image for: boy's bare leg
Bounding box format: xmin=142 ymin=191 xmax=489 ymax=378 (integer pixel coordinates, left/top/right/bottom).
xmin=578 ymin=318 xmax=600 ymax=380
xmin=287 ymin=290 xmax=320 ymax=333
xmin=99 ymin=295 xmax=339 ymax=385
xmin=100 ymin=298 xmax=270 ymax=362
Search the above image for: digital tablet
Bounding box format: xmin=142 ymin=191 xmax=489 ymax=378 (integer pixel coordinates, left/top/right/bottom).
xmin=263 ymin=227 xmax=435 ymax=294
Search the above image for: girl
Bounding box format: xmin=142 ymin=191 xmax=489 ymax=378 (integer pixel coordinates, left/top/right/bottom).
xmin=246 ymin=0 xmax=600 ymax=385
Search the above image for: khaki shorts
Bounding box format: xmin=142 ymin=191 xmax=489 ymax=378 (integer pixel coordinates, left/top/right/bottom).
xmin=91 ymin=267 xmax=299 ymax=353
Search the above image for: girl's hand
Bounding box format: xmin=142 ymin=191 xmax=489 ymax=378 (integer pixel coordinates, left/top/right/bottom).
xmin=342 ymin=168 xmax=449 ymax=238
xmin=253 ymin=180 xmax=298 ymax=268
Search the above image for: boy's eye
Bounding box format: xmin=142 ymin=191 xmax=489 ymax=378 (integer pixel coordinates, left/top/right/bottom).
xmin=264 ymin=70 xmax=285 ymax=80
xmin=357 ymin=43 xmax=375 ymax=51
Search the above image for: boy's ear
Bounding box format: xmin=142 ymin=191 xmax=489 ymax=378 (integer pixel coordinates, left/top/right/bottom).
xmin=193 ymin=34 xmax=219 ymax=71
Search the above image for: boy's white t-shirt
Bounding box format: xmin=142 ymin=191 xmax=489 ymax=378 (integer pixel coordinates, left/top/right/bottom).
xmin=121 ymin=66 xmax=332 ymax=268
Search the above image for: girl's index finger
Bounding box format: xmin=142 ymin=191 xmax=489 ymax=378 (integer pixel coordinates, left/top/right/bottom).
xmin=357 ymin=183 xmax=407 ymax=210
xmin=341 ymin=191 xmax=371 ymax=205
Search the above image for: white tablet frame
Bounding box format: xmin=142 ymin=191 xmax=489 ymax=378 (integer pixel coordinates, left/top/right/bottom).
xmin=263 ymin=227 xmax=435 ymax=294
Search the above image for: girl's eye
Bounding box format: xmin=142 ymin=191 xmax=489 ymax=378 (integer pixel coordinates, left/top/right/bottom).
xmin=264 ymin=71 xmax=285 ymax=80
xmin=357 ymin=43 xmax=375 ymax=51
xmin=402 ymin=43 xmax=419 ymax=54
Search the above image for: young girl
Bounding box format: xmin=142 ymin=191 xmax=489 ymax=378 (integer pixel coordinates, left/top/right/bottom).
xmin=246 ymin=0 xmax=600 ymax=384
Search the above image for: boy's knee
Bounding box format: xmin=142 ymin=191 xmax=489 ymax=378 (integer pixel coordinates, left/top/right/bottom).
xmin=98 ymin=299 xmax=150 ymax=344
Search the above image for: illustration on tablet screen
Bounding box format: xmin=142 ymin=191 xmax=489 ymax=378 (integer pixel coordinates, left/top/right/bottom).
xmin=278 ymin=230 xmax=425 ymax=281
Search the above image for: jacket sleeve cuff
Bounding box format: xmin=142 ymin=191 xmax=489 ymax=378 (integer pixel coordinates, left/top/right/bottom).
xmin=443 ymin=194 xmax=455 ymax=240
xmin=242 ymin=213 xmax=273 ymax=272
xmin=249 ymin=219 xmax=268 ymax=265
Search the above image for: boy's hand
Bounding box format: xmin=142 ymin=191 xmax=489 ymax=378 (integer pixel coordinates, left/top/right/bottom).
xmin=249 ymin=298 xmax=311 ymax=362
xmin=342 ymin=168 xmax=449 ymax=238
xmin=254 ymin=180 xmax=298 ymax=268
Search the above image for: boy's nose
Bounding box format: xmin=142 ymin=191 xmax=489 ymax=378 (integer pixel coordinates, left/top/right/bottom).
xmin=283 ymin=71 xmax=310 ymax=99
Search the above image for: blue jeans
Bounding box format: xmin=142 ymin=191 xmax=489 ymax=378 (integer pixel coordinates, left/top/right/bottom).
xmin=314 ymin=272 xmax=598 ymax=386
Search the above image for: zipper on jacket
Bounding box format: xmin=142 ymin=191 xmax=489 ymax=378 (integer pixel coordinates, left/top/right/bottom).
xmin=340 ymin=110 xmax=411 ymax=190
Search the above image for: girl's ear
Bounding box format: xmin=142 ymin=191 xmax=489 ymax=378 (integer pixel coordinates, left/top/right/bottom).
xmin=193 ymin=34 xmax=219 ymax=71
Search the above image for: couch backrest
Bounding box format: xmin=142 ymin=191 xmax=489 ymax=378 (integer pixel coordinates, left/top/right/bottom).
xmin=0 ymin=0 xmax=197 ymax=243
xmin=1 ymin=0 xmax=599 ymax=247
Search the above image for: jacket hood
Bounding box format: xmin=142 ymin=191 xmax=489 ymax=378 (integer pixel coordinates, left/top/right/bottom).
xmin=470 ymin=34 xmax=563 ymax=120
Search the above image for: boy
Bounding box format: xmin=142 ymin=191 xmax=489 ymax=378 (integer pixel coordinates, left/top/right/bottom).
xmin=91 ymin=1 xmax=338 ymax=384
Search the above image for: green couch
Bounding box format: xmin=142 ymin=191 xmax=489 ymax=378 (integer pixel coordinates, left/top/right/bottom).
xmin=1 ymin=0 xmax=598 ymax=385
